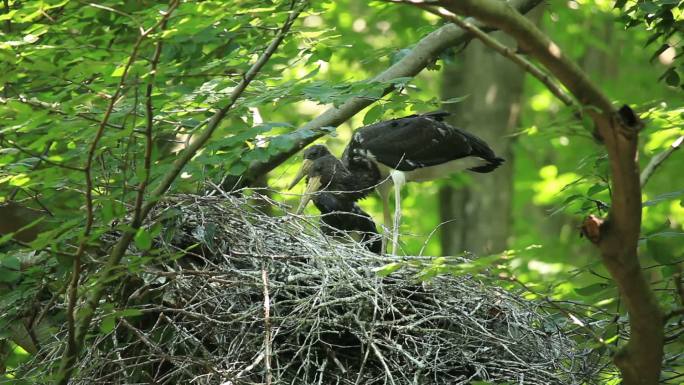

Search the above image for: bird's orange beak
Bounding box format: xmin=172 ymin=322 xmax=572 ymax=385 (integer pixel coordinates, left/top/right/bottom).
xmin=288 ymin=159 xmax=314 ymax=190
xmin=295 ymin=175 xmax=321 ymax=214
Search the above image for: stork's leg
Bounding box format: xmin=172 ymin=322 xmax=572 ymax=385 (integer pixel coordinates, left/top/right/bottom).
xmin=390 ymin=171 xmax=406 ymax=255
xmin=377 ymin=184 xmax=392 ymax=254
xmin=392 ymin=183 xmax=401 ymax=254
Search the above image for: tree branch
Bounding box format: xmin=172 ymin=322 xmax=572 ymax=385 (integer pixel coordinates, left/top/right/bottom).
xmin=55 ymin=2 xmax=179 ymax=383
xmin=435 ymin=0 xmax=613 ymax=112
xmin=242 ymin=0 xmax=544 ymax=183
xmin=640 ymin=135 xmax=683 ymax=187
xmin=61 ymin=4 xmax=179 ymax=378
xmin=421 ymin=1 xmax=662 ymax=384
xmin=53 ymin=3 xmax=305 ymax=384
xmin=425 ymin=6 xmax=575 ymax=107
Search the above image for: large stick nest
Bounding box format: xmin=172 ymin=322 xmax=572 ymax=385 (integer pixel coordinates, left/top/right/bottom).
xmin=24 ymin=192 xmax=605 ymax=384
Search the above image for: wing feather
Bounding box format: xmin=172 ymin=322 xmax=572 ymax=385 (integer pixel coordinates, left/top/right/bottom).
xmin=349 ymin=113 xmax=497 ymax=171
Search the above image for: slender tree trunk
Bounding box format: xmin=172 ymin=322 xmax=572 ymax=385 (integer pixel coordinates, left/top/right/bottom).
xmin=439 ymin=33 xmax=524 ymax=256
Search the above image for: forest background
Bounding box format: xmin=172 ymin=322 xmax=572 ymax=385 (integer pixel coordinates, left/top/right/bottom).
xmin=0 ymin=0 xmax=683 ymax=383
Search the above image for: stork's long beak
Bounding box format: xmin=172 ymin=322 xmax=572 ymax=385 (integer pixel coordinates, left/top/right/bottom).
xmin=288 ymin=159 xmax=314 ymax=190
xmin=295 ymin=175 xmax=321 ymax=214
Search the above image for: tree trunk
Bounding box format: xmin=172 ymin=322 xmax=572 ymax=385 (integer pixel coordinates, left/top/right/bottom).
xmin=438 ymin=33 xmax=524 ymax=256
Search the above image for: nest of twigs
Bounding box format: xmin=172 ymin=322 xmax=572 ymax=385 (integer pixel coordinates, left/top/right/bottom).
xmin=23 ymin=191 xmax=604 ymax=384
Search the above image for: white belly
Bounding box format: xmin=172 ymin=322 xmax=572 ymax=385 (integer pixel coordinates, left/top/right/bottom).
xmin=378 ymin=157 xmax=486 ymax=183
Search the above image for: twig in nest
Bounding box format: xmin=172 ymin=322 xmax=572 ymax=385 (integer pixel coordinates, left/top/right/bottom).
xmin=262 ymin=266 xmax=272 ymax=385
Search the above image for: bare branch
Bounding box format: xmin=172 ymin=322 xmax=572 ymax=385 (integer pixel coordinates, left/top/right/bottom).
xmin=132 ymin=10 xmax=170 ymax=226
xmin=3 ymin=139 xmax=83 ymax=172
xmin=640 ymin=136 xmax=683 ymax=187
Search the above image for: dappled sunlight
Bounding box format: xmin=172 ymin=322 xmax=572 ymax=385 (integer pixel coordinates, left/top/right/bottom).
xmin=529 ymin=89 xmax=559 ymax=112
xmin=532 ymin=165 xmax=580 ymax=205
xmin=528 ymin=259 xmax=565 ymax=275
xmin=548 ymin=41 xmax=562 ymax=58
xmin=644 ymin=127 xmax=682 ymax=153
xmin=485 ymin=84 xmax=498 ymax=105
xmin=352 ymin=18 xmax=367 ymax=32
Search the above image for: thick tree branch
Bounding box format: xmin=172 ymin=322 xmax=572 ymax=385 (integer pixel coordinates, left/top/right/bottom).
xmin=421 ymin=1 xmax=662 ymax=384
xmin=53 ymin=2 xmax=304 ymax=384
xmin=242 ymin=0 xmax=543 ymax=183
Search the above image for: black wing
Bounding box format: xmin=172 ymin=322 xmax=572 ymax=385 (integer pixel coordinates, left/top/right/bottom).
xmin=313 ymin=193 xmax=381 ymax=253
xmin=348 ymin=112 xmax=500 ymax=172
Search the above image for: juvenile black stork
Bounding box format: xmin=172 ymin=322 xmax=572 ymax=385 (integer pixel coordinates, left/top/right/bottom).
xmin=288 ymin=145 xmax=381 ymax=253
xmin=342 ymin=111 xmax=504 ymax=253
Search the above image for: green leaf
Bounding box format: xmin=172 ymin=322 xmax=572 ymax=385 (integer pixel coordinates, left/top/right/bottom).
xmin=99 ymin=316 xmax=116 ymax=333
xmin=111 ymin=64 xmax=126 ymax=77
xmin=581 ymin=114 xmax=595 ymax=132
xmin=646 ymin=233 xmax=684 ymax=264
xmin=638 ymin=2 xmax=659 ymax=13
xmin=441 ymin=95 xmax=469 ymax=104
xmin=665 ymin=68 xmax=680 ymax=86
xmin=113 ymin=308 xmax=143 ymax=317
xmin=643 ymin=190 xmax=684 ymax=206
xmin=373 ymin=262 xmax=403 ymax=277
xmin=228 ymin=162 xmax=247 ymax=175
xmin=101 ymin=200 xmax=115 ymax=224
xmin=0 ymin=267 xmax=21 ymax=283
xmin=563 ymin=194 xmax=584 ymax=204
xmin=574 ymin=283 xmax=610 ymax=296
xmin=0 ymin=233 xmax=14 ymax=247
xmin=363 ymin=104 xmax=384 ymax=125
xmin=614 ymin=0 xmax=628 ymax=8
xmin=587 ymin=183 xmax=608 ymax=196
xmin=134 ymin=228 xmax=152 ymax=250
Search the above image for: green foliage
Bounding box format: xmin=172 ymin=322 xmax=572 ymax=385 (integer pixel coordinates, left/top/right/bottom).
xmin=615 ymin=0 xmax=684 ymax=88
xmin=1 ymin=0 xmax=684 ymax=382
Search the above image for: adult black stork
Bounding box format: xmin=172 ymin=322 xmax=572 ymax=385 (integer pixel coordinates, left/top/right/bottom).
xmin=341 ymin=111 xmax=504 ymax=253
xmin=288 ymin=145 xmax=381 ymax=253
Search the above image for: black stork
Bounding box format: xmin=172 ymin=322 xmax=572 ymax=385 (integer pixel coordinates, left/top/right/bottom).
xmin=288 ymin=145 xmax=381 ymax=253
xmin=343 ymin=111 xmax=504 ymax=253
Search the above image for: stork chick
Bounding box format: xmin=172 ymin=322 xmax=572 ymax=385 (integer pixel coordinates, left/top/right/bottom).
xmin=289 ymin=146 xmax=381 ymax=253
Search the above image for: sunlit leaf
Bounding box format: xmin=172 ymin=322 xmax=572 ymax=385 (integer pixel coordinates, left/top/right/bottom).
xmin=363 ymin=104 xmax=384 ymax=125
xmin=134 ymin=228 xmax=152 ymax=250
xmin=374 ymin=262 xmax=403 ymax=277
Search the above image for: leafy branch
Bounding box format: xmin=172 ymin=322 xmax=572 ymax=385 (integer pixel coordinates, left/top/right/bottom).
xmin=640 ymin=135 xmax=683 ymax=187
xmin=52 ymin=2 xmax=306 ymax=384
xmin=57 ymin=2 xmax=181 ymax=383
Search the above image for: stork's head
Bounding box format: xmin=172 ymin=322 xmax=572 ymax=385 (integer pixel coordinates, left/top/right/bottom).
xmin=288 ymin=145 xmax=333 ymax=191
xmin=302 ymin=144 xmax=332 ymax=160
xmin=293 ymin=156 xmax=346 ymax=214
